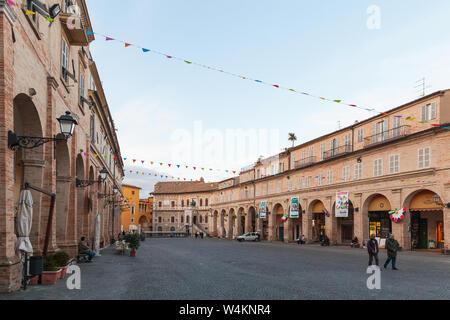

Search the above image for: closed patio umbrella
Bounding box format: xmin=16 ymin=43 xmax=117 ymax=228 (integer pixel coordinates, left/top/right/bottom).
xmin=94 ymin=213 xmax=101 ymax=256
xmin=15 ymin=190 xmax=33 ymax=256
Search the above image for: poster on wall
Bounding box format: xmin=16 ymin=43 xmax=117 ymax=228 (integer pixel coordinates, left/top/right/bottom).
xmin=290 ymin=197 xmax=299 ymax=218
xmin=260 ymin=201 xmax=267 ymax=219
xmin=335 ymin=191 xmax=349 ymax=217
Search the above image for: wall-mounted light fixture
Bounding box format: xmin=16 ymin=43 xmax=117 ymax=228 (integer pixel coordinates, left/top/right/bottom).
xmin=433 ymin=194 xmax=450 ymax=208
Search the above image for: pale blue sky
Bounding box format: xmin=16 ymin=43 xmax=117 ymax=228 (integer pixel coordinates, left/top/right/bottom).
xmin=86 ymin=0 xmax=450 ymax=196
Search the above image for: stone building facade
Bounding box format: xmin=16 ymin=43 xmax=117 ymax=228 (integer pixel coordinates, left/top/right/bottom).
xmin=153 ymin=90 xmax=450 ymax=252
xmin=0 ymin=0 xmax=124 ymax=292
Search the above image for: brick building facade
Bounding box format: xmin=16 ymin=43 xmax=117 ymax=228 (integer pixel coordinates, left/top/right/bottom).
xmin=0 ymin=0 xmax=124 ymax=292
xmin=153 ymin=90 xmax=450 ymax=252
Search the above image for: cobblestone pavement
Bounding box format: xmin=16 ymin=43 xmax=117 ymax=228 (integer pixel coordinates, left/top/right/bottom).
xmin=1 ymin=238 xmax=449 ymax=300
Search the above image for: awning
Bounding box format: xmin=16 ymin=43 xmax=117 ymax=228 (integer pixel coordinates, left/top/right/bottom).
xmin=15 ymin=190 xmax=33 ymax=255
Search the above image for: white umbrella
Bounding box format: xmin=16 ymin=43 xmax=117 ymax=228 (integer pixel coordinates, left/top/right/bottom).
xmin=15 ymin=190 xmax=33 ymax=256
xmin=94 ymin=213 xmax=101 ymax=256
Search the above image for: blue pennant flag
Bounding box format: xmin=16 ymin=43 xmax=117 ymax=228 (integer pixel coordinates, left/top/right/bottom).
xmin=87 ymin=30 xmax=94 ymax=35
xmin=142 ymin=48 xmax=150 ymax=53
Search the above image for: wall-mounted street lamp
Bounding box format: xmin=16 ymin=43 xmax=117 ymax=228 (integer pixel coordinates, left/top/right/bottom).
xmin=98 ymin=185 xmax=119 ymax=199
xmin=76 ymin=168 xmax=108 ymax=188
xmin=433 ymin=194 xmax=450 ymax=208
xmin=8 ymin=112 xmax=77 ymax=151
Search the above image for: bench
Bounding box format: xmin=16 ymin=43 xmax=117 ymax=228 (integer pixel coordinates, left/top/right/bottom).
xmin=77 ymin=253 xmax=90 ymax=263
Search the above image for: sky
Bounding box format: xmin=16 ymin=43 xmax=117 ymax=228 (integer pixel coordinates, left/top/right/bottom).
xmin=85 ymin=0 xmax=450 ymax=196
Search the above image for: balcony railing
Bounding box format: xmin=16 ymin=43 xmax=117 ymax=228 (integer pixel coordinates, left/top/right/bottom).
xmin=364 ymin=125 xmax=411 ymax=148
xmin=294 ymin=156 xmax=316 ymax=169
xmin=323 ymin=145 xmax=353 ymax=160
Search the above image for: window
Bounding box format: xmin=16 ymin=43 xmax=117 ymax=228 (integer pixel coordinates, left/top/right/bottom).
xmin=277 ymin=182 xmax=281 ymax=193
xmin=262 ymin=184 xmax=267 ymax=195
xmin=373 ymin=159 xmax=383 ymax=177
xmin=64 ymin=0 xmax=74 ymax=13
xmin=205 ymin=198 xmax=208 ymax=206
xmin=131 ymin=191 xmax=135 ymax=195
xmin=343 ymin=166 xmax=350 ymax=182
xmin=181 ymin=216 xmax=184 ymax=223
xmin=289 ymin=180 xmax=293 ymax=191
xmin=200 ymin=199 xmax=203 ymax=207
xmin=205 ymin=216 xmax=208 ymax=223
xmin=393 ymin=117 xmax=402 ymax=137
xmin=298 ymin=177 xmax=303 ymax=189
xmin=345 ymin=133 xmax=351 ymax=152
xmin=305 ymin=177 xmax=310 ymax=188
xmin=171 ymin=201 xmax=175 ymax=208
xmin=301 ymin=150 xmax=306 ymax=164
xmin=320 ymin=143 xmax=325 ymax=161
xmin=418 ymin=147 xmax=431 ymax=169
xmin=158 ymin=217 xmax=162 ymax=223
xmin=89 ymin=75 xmax=96 ymax=91
xmin=269 ymin=183 xmax=274 ymax=194
xmin=171 ymin=216 xmax=175 ymax=223
xmin=26 ymin=0 xmax=38 ymax=23
xmin=291 ymin=154 xmax=296 ymax=169
xmin=131 ymin=207 xmax=135 ymax=215
xmin=330 ymin=138 xmax=339 ymax=156
xmin=61 ymin=39 xmax=69 ymax=81
xmin=158 ymin=201 xmax=162 ymax=208
xmin=79 ymin=73 xmax=85 ymax=106
xmin=327 ymin=170 xmax=333 ymax=184
xmin=318 ymin=174 xmax=324 ymax=186
xmin=357 ymin=128 xmax=364 ymax=143
xmin=131 ymin=218 xmax=135 ymax=223
xmin=354 ymin=163 xmax=362 ymax=180
xmin=199 ymin=216 xmax=203 ymax=223
xmin=389 ymin=155 xmax=400 ymax=174
xmin=309 ymin=146 xmax=314 ymax=158
xmin=181 ymin=200 xmax=184 ymax=207
xmin=421 ymin=103 xmax=437 ymax=122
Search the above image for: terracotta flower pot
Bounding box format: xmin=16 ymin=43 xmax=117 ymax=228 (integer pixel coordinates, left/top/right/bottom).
xmin=57 ymin=266 xmax=68 ymax=279
xmin=41 ymin=269 xmax=61 ymax=285
xmin=130 ymin=250 xmax=136 ymax=257
xmin=28 ymin=275 xmax=39 ymax=285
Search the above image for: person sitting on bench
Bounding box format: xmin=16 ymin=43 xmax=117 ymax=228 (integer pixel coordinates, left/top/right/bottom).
xmin=78 ymin=236 xmax=95 ymax=262
xmin=351 ymin=236 xmax=360 ymax=248
xmin=321 ymin=235 xmax=330 ymax=246
xmin=297 ymin=234 xmax=306 ymax=245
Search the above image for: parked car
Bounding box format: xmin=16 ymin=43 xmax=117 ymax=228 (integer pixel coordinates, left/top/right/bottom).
xmin=237 ymin=232 xmax=260 ymax=242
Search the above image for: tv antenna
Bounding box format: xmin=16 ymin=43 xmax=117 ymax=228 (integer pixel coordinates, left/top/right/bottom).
xmin=415 ymin=78 xmax=432 ymax=97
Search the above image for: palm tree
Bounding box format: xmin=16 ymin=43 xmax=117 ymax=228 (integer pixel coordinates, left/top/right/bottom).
xmin=288 ymin=133 xmax=297 ymax=147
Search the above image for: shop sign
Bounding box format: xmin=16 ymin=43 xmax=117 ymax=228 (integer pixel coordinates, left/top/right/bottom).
xmin=260 ymin=201 xmax=267 ymax=219
xmin=336 ymin=191 xmax=349 ymax=217
xmin=290 ymin=197 xmax=299 ymax=218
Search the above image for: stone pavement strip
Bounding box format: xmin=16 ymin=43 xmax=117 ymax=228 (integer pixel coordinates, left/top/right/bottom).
xmin=0 ymin=238 xmax=449 ymax=300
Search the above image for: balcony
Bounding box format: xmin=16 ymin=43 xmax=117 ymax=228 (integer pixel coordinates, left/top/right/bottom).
xmin=294 ymin=156 xmax=316 ymax=169
xmin=364 ymin=125 xmax=411 ymax=148
xmin=59 ymin=14 xmax=93 ymax=46
xmin=323 ymin=145 xmax=353 ymax=160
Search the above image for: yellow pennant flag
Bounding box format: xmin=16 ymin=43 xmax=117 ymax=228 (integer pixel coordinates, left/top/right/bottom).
xmin=26 ymin=10 xmax=36 ymax=15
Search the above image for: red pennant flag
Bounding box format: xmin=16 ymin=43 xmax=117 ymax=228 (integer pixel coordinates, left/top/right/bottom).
xmin=193 ymin=167 xmax=196 ymax=170
xmin=166 ymin=55 xmax=173 ymax=59
xmin=125 ymin=43 xmax=131 ymax=47
xmin=273 ymin=85 xmax=280 ymax=88
xmin=233 ymin=171 xmax=236 ymax=174
xmin=168 ymin=164 xmax=171 ymax=167
xmin=133 ymin=159 xmax=136 ymax=163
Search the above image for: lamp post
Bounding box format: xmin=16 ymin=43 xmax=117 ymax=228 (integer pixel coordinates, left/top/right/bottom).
xmin=76 ymin=167 xmax=107 ymax=188
xmin=433 ymin=194 xmax=450 ymax=208
xmin=8 ymin=111 xmax=77 ymax=152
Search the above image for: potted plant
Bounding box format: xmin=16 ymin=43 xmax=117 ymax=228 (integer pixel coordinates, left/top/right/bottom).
xmin=125 ymin=233 xmax=140 ymax=257
xmin=41 ymin=258 xmax=61 ymax=285
xmin=52 ymin=252 xmax=70 ymax=279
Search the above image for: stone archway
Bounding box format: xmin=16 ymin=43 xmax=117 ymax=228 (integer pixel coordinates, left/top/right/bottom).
xmin=404 ymin=189 xmax=445 ymax=250
xmin=309 ymin=200 xmax=326 ymax=242
xmin=288 ymin=202 xmax=302 ymax=242
xmin=271 ymin=203 xmax=285 ymax=241
xmin=248 ymin=206 xmax=256 ymax=233
xmin=219 ymin=209 xmax=226 ymax=238
xmin=55 ymin=134 xmax=71 ymax=249
xmin=212 ymin=210 xmax=218 ymax=237
xmin=13 ymin=94 xmax=45 ymax=252
xmin=363 ymin=194 xmax=392 ymax=239
xmin=333 ymin=200 xmax=355 ymax=244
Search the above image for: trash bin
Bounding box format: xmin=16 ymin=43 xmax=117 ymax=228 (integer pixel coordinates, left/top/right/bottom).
xmin=29 ymin=256 xmax=43 ymax=276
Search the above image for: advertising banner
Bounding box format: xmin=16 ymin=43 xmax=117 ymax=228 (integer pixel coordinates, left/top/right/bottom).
xmin=260 ymin=201 xmax=267 ymax=219
xmin=290 ymin=197 xmax=299 ymax=218
xmin=335 ymin=191 xmax=349 ymax=217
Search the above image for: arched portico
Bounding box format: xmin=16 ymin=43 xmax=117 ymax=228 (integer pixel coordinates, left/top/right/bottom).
xmin=228 ymin=208 xmax=236 ymax=239
xmin=270 ymin=203 xmax=285 ymax=241
xmin=76 ymin=154 xmax=86 ymax=241
xmin=236 ymin=207 xmax=245 ymax=237
xmin=309 ymin=200 xmax=326 ymax=242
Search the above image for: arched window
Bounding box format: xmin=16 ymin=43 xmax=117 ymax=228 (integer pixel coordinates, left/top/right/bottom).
xmin=205 ymin=198 xmax=208 ymax=206
xmin=200 ymin=199 xmax=203 ymax=207
xmin=199 ymin=215 xmax=203 ymax=223
xmin=182 ymin=200 xmax=184 ymax=207
xmin=157 ymin=226 xmax=162 ymax=231
xmin=205 ymin=215 xmax=208 ymax=223
xmin=170 ymin=227 xmax=175 ymax=232
xmin=158 ymin=217 xmax=162 ymax=223
xmin=181 ymin=216 xmax=184 ymax=223
xmin=187 ymin=216 xmax=190 ymax=224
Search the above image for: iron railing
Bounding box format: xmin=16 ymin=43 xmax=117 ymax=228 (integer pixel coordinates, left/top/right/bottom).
xmin=294 ymin=156 xmax=316 ymax=169
xmin=364 ymin=125 xmax=411 ymax=148
xmin=323 ymin=145 xmax=353 ymax=160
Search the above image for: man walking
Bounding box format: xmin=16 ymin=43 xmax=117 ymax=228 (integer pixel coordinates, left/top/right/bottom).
xmin=367 ymin=234 xmax=379 ymax=266
xmin=384 ymin=234 xmax=400 ymax=270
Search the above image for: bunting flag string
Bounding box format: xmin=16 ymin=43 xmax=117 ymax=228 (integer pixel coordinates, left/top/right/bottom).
xmin=122 ymin=157 xmax=239 ymax=175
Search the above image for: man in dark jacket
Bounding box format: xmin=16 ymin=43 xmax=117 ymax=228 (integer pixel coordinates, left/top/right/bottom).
xmin=367 ymin=234 xmax=379 ymax=266
xmin=384 ymin=234 xmax=400 ymax=270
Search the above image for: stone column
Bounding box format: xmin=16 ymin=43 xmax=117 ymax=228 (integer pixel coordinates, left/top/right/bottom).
xmin=236 ymin=212 xmax=242 ymax=237
xmin=301 ymin=199 xmax=313 ymax=243
xmin=284 ymin=218 xmax=292 ymax=242
xmin=0 ymin=3 xmax=20 ymax=292
xmin=391 ymin=189 xmax=410 ymax=249
xmin=55 ymin=176 xmax=72 ymax=249
xmin=268 ymin=203 xmax=276 ymax=241
xmin=324 ymin=196 xmax=337 ymax=244
xmin=444 ymin=207 xmax=450 ymax=251
xmin=353 ymin=193 xmax=366 ymax=244
xmin=244 ymin=210 xmax=251 ymax=233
